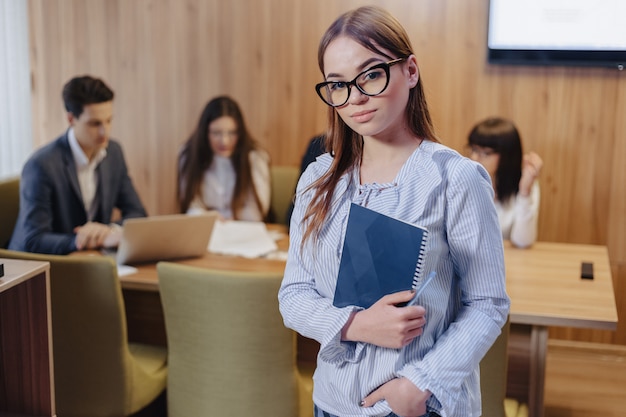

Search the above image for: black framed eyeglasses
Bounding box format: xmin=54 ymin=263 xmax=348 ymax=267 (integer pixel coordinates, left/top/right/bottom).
xmin=315 ymin=57 xmax=406 ymax=107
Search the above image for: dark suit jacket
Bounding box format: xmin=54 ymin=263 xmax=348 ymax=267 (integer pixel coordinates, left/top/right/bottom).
xmin=9 ymin=132 xmax=147 ymax=254
xmin=285 ymin=134 xmax=326 ymax=227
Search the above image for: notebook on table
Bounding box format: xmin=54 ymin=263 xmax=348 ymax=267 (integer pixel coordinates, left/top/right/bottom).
xmin=333 ymin=203 xmax=430 ymax=309
xmin=107 ymin=212 xmax=218 ymax=265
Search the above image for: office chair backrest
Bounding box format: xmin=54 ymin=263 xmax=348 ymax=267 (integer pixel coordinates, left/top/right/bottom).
xmin=0 ymin=249 xmax=167 ymax=417
xmin=0 ymin=176 xmax=20 ymax=248
xmin=157 ymin=262 xmax=299 ymax=417
xmin=270 ymin=165 xmax=300 ymax=225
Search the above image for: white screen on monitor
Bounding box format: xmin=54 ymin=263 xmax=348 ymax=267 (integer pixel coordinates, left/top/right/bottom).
xmin=488 ymin=0 xmax=626 ymax=51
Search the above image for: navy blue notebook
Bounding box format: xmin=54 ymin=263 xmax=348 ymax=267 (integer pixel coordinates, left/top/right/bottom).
xmin=333 ymin=203 xmax=429 ymax=309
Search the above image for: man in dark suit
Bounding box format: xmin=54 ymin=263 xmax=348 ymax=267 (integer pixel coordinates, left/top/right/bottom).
xmin=9 ymin=75 xmax=146 ymax=254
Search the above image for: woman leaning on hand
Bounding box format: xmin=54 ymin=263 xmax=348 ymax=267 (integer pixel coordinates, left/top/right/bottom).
xmin=467 ymin=117 xmax=543 ymax=248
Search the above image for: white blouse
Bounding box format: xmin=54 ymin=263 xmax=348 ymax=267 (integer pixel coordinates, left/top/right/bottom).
xmin=187 ymin=149 xmax=270 ymax=221
xmin=495 ymin=181 xmax=540 ymax=248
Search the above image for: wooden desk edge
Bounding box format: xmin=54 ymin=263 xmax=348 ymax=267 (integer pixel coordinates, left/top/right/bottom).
xmin=0 ymin=258 xmax=51 ymax=293
xmin=118 ymin=280 xmax=160 ymax=292
xmin=510 ymin=313 xmax=618 ymax=330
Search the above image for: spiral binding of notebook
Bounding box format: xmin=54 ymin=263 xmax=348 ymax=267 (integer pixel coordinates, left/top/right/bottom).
xmin=412 ymin=229 xmax=429 ymax=291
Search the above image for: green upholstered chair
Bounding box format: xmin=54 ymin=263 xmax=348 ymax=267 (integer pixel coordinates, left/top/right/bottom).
xmin=480 ymin=317 xmax=510 ymax=417
xmin=0 ymin=249 xmax=168 ymax=417
xmin=479 ymin=317 xmax=528 ymax=417
xmin=0 ymin=176 xmax=20 ymax=248
xmin=157 ymin=262 xmax=311 ymax=417
xmin=270 ymin=165 xmax=300 ymax=225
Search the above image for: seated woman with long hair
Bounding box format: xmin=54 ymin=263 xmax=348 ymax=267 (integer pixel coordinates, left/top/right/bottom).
xmin=177 ymin=96 xmax=270 ymax=221
xmin=467 ymin=117 xmax=542 ymax=248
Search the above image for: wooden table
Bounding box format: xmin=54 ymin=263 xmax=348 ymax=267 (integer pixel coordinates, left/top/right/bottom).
xmin=118 ymin=237 xmax=618 ymax=417
xmin=118 ymin=224 xmax=290 ymax=346
xmin=119 ymin=235 xmax=289 ymax=292
xmin=503 ymin=241 xmax=617 ymax=417
xmin=0 ymin=258 xmax=55 ymax=417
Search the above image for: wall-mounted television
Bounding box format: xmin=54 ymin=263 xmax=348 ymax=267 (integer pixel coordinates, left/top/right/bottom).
xmin=487 ymin=0 xmax=626 ymax=70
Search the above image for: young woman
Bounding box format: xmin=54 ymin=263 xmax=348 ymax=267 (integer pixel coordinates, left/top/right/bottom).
xmin=177 ymin=96 xmax=270 ymax=221
xmin=278 ymin=6 xmax=509 ymax=417
xmin=467 ymin=117 xmax=542 ymax=248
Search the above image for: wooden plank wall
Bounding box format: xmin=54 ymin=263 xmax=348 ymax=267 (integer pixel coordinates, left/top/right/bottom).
xmin=27 ymin=0 xmax=625 ymax=345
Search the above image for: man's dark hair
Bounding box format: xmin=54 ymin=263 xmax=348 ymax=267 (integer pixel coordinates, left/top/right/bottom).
xmin=62 ymin=75 xmax=114 ymax=118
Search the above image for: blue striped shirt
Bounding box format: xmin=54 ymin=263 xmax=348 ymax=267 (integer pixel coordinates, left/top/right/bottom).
xmin=279 ymin=141 xmax=510 ymax=417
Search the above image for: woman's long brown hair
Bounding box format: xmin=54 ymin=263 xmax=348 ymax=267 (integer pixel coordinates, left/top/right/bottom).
xmin=468 ymin=117 xmax=523 ymax=204
xmin=177 ymin=96 xmax=264 ymax=218
xmin=301 ymin=6 xmax=439 ymax=246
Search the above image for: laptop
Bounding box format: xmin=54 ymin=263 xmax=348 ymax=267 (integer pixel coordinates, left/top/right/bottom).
xmin=109 ymin=212 xmax=218 ymax=265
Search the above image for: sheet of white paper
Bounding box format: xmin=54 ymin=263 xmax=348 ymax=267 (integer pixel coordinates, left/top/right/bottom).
xmin=95 ymin=251 xmax=137 ymax=276
xmin=265 ymin=250 xmax=289 ymax=261
xmin=208 ymin=220 xmax=278 ymax=258
xmin=117 ymin=264 xmax=138 ymax=276
xmin=266 ymin=229 xmax=287 ymax=242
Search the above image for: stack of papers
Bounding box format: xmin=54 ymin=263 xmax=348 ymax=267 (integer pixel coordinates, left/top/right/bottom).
xmin=208 ymin=220 xmax=278 ymax=258
xmin=117 ymin=264 xmax=138 ymax=276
